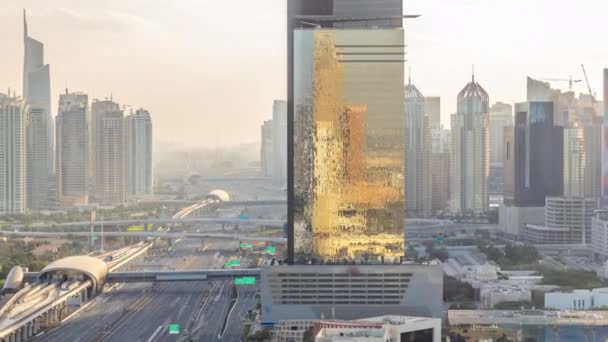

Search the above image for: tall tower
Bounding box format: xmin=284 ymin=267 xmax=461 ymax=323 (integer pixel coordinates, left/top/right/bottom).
xmin=0 ymin=94 xmax=27 ymax=214
xmin=92 ymin=99 xmax=125 ymax=205
xmin=450 ymin=72 xmax=490 ymax=214
xmin=23 ymin=10 xmax=52 ymax=210
xmin=56 ymin=91 xmax=88 ymax=206
xmin=272 ymin=100 xmax=287 ymax=184
xmin=125 ymin=109 xmax=153 ymax=196
xmin=404 ymin=76 xmax=432 ymax=217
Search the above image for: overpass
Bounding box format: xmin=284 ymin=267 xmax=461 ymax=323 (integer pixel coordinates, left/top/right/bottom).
xmin=0 ymin=230 xmax=287 ymax=244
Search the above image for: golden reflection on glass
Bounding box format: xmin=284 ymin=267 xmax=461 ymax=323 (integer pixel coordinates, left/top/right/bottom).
xmin=294 ymin=29 xmax=405 ymax=264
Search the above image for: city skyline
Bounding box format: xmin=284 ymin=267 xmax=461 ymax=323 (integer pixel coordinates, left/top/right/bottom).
xmin=0 ymin=0 xmax=606 ymax=147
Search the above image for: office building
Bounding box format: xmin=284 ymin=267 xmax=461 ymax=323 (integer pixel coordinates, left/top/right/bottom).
xmin=604 ymin=68 xmax=608 ymax=119
xmin=449 ymin=74 xmax=490 ymax=214
xmin=404 ymin=78 xmax=431 ymax=217
xmin=424 ymin=97 xmax=441 ymax=131
xmin=431 ymin=152 xmax=449 ymax=213
xmin=26 ymin=105 xmax=50 ymax=210
xmin=522 ymin=196 xmax=596 ymax=244
xmin=22 ymin=10 xmax=53 ymax=179
xmin=430 ymin=126 xmax=449 ymax=153
xmin=56 ymin=91 xmax=88 ymax=206
xmin=272 ymin=100 xmax=287 ymax=183
xmin=603 ymin=69 xmax=608 ymax=205
xmin=260 ymin=120 xmax=273 ymax=177
xmin=489 ymin=102 xmax=513 ymax=165
xmin=545 ymin=288 xmax=608 ymax=310
xmin=92 ymin=100 xmax=125 ymax=205
xmin=0 ymin=94 xmax=27 ymax=214
xmin=564 ymin=125 xmax=602 ymax=198
xmin=592 ymin=210 xmax=608 ymax=262
xmin=125 ymin=109 xmax=153 ymax=196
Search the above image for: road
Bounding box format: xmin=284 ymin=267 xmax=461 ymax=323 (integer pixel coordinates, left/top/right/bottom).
xmin=34 ymin=239 xmax=258 ymax=342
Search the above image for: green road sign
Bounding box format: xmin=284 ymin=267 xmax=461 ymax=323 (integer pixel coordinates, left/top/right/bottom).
xmin=168 ymin=324 xmax=179 ymax=334
xmin=235 ymin=277 xmax=256 ymax=285
xmin=264 ymin=246 xmax=276 ymax=254
xmin=240 ymin=243 xmax=253 ymax=249
xmin=224 ymin=259 xmax=241 ymax=267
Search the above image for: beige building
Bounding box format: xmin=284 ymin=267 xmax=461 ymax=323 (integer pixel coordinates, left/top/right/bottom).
xmin=431 ymin=152 xmax=449 ymax=213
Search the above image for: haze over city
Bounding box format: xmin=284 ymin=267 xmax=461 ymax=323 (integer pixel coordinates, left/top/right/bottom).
xmin=0 ymin=0 xmax=606 ymax=146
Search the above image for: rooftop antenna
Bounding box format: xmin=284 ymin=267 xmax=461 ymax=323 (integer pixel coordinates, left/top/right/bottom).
xmin=472 ymin=64 xmax=475 ymax=82
xmin=408 ymin=66 xmax=411 ymax=86
xmin=23 ymin=9 xmax=28 ymax=39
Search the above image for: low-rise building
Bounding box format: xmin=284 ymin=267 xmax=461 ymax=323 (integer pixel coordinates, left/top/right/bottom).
xmin=545 ymin=288 xmax=608 ymax=310
xmin=498 ymin=205 xmax=544 ymax=239
xmin=592 ymin=210 xmax=608 ymax=262
xmin=480 ymin=285 xmax=532 ymax=309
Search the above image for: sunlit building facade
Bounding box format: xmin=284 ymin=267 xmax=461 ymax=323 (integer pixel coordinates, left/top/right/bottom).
xmin=293 ymin=28 xmax=405 ymax=264
xmin=56 ymin=92 xmax=89 ymax=206
xmin=125 ymin=109 xmax=153 ymax=196
xmin=0 ymin=94 xmax=27 ymax=214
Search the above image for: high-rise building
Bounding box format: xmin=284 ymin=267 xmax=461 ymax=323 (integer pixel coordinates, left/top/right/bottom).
xmin=424 ymin=96 xmax=441 ymax=130
xmin=23 ymin=11 xmax=52 ymax=210
xmin=56 ymin=91 xmax=88 ymax=206
xmin=404 ymin=78 xmax=431 ymax=217
xmin=603 ymin=68 xmax=608 ymax=119
xmin=489 ymin=102 xmax=513 ymax=165
xmin=431 ymin=152 xmax=449 ymax=213
xmin=0 ymin=94 xmax=27 ymax=214
xmin=260 ymin=120 xmax=273 ymax=177
xmin=563 ymin=124 xmax=601 ymax=198
xmin=431 ymin=126 xmax=450 ymax=153
xmin=92 ymin=100 xmax=125 ymax=205
xmin=449 ymin=74 xmax=490 ymax=214
xmin=125 ymin=109 xmax=153 ymax=196
xmin=272 ymin=100 xmax=287 ymax=183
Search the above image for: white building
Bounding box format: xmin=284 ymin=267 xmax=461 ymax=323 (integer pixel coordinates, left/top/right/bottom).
xmin=563 ymin=125 xmax=602 ymax=198
xmin=480 ymin=285 xmax=532 ymax=309
xmin=545 ymin=288 xmax=608 ymax=310
xmin=125 ymin=109 xmax=153 ymax=196
xmin=261 ymin=120 xmax=273 ymax=177
xmin=450 ymin=74 xmax=490 ymax=215
xmin=272 ymin=100 xmax=287 ymax=184
xmin=404 ymin=79 xmax=432 ymax=217
xmin=315 ymin=316 xmax=441 ymax=342
xmin=0 ymin=94 xmax=27 ymax=214
xmin=592 ymin=210 xmax=608 ymax=262
xmin=56 ymin=91 xmax=88 ymax=206
xmin=92 ymin=99 xmax=125 ymax=205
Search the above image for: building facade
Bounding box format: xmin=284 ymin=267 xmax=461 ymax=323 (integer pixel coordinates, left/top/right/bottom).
xmin=56 ymin=92 xmax=88 ymax=206
xmin=424 ymin=96 xmax=441 ymax=131
xmin=404 ymin=79 xmax=431 ymax=217
xmin=563 ymin=125 xmax=602 ymax=198
xmin=431 ymin=152 xmax=449 ymax=213
xmin=489 ymin=102 xmax=513 ymax=165
xmin=26 ymin=105 xmax=50 ymax=210
xmin=449 ymin=75 xmax=490 ymax=214
xmin=261 ymin=120 xmax=273 ymax=177
xmin=92 ymin=100 xmax=125 ymax=205
xmin=272 ymin=100 xmax=287 ymax=184
xmin=0 ymin=94 xmax=27 ymax=214
xmin=125 ymin=109 xmax=153 ymax=196
xmin=292 ymin=27 xmax=406 ymax=264
xmin=592 ymin=210 xmax=608 ymax=262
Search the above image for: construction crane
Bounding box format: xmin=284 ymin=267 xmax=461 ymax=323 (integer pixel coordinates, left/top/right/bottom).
xmin=542 ymin=76 xmax=581 ymax=91
xmin=581 ymin=64 xmax=596 ymax=104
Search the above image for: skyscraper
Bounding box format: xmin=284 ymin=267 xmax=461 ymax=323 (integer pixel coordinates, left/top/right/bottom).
xmin=0 ymin=94 xmax=27 ymax=214
xmin=431 ymin=152 xmax=449 ymax=213
xmin=404 ymin=77 xmax=431 ymax=217
xmin=125 ymin=109 xmax=153 ymax=196
xmin=56 ymin=91 xmax=88 ymax=206
xmin=23 ymin=11 xmax=52 ymax=210
xmin=260 ymin=120 xmax=273 ymax=177
xmin=563 ymin=124 xmax=601 ymax=199
xmin=489 ymin=102 xmax=513 ymax=165
xmin=603 ymin=68 xmax=608 ymax=119
xmin=424 ymin=96 xmax=441 ymax=130
xmin=92 ymin=100 xmax=125 ymax=205
xmin=272 ymin=100 xmax=287 ymax=183
xmin=450 ymin=74 xmax=490 ymax=214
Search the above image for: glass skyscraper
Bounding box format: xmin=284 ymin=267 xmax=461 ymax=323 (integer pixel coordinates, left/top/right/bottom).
xmin=289 ymin=4 xmax=407 ymax=264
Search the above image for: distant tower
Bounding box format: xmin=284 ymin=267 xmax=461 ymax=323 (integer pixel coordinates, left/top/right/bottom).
xmin=450 ymin=71 xmax=490 ymax=214
xmin=404 ymin=74 xmax=432 ymax=217
xmin=272 ymin=100 xmax=287 ymax=184
xmin=57 ymin=91 xmax=89 ymax=206
xmin=23 ymin=9 xmax=52 ymax=210
xmin=0 ymin=94 xmax=27 ymax=214
xmin=92 ymin=99 xmax=125 ymax=205
xmin=125 ymin=109 xmax=153 ymax=196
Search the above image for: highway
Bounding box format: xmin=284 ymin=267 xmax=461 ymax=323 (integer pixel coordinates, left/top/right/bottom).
xmin=34 ymin=239 xmax=259 ymax=342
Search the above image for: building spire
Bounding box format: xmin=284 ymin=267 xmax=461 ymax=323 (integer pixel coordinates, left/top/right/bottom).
xmin=23 ymin=9 xmax=28 ymax=39
xmin=472 ymin=64 xmax=475 ymax=83
xmin=408 ymin=66 xmax=411 ymax=85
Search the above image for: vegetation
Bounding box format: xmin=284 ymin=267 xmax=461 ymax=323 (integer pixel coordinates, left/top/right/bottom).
xmin=444 ymin=275 xmax=475 ymax=302
xmin=423 ymin=241 xmax=449 ymax=262
xmin=539 ymin=267 xmax=608 ymax=289
xmin=476 ymin=241 xmax=540 ymax=268
xmin=493 ymin=301 xmax=534 ymax=310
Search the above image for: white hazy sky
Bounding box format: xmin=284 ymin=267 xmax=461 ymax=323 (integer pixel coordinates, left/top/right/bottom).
xmin=0 ymin=0 xmax=607 ymax=147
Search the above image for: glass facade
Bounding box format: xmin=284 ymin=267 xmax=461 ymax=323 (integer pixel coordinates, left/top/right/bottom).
xmin=293 ymin=29 xmax=405 ymax=264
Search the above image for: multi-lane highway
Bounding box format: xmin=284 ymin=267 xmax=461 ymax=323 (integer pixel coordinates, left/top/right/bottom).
xmin=33 ymin=239 xmax=258 ymax=342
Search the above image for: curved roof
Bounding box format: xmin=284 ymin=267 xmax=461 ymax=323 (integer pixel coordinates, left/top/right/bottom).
xmin=207 ymin=189 xmax=231 ymax=202
xmin=2 ymin=266 xmax=24 ymax=291
xmin=39 ymin=256 xmax=108 ymax=287
xmin=458 ymin=76 xmax=489 ymax=100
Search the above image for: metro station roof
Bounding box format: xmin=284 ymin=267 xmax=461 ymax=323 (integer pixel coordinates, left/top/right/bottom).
xmin=207 ymin=189 xmax=231 ymax=202
xmin=39 ymin=255 xmax=108 ymax=287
